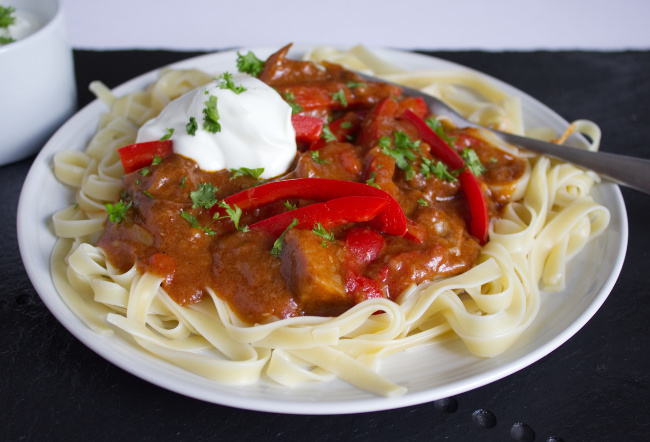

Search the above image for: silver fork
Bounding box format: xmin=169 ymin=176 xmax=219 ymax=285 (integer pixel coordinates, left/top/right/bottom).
xmin=355 ymin=71 xmax=650 ymax=195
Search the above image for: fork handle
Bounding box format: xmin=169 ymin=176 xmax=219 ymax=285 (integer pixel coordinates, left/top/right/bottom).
xmin=496 ymin=131 xmax=650 ymax=195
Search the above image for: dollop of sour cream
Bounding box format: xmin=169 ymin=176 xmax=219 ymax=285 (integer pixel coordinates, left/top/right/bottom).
xmin=136 ymin=74 xmax=296 ymax=179
xmin=0 ymin=9 xmax=44 ymax=43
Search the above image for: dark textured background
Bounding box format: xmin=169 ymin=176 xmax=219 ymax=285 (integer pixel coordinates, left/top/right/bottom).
xmin=2 ymin=50 xmax=649 ymax=441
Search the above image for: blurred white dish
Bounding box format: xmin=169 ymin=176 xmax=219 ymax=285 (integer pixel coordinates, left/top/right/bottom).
xmin=17 ymin=46 xmax=627 ymax=414
xmin=0 ymin=0 xmax=76 ymax=165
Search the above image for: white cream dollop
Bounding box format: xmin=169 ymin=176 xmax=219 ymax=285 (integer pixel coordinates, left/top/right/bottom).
xmin=0 ymin=9 xmax=44 ymax=42
xmin=136 ymin=74 xmax=296 ymax=179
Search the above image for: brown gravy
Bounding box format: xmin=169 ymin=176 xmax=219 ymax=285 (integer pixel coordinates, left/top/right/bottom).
xmin=97 ymin=46 xmax=528 ymax=325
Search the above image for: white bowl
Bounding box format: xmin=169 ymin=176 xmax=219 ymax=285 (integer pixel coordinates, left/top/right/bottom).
xmin=0 ymin=0 xmax=76 ymax=165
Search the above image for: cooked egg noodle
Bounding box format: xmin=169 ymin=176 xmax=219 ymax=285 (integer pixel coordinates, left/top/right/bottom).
xmin=50 ymin=51 xmax=609 ymax=396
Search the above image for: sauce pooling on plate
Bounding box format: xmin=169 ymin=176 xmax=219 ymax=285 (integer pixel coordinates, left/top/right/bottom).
xmin=97 ymin=44 xmax=528 ymax=325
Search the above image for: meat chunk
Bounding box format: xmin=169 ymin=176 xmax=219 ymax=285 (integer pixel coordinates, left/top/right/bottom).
xmin=280 ymin=228 xmax=351 ymax=316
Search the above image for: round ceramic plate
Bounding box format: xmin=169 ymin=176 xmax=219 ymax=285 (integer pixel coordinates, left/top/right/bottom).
xmin=17 ymin=45 xmax=628 ymax=415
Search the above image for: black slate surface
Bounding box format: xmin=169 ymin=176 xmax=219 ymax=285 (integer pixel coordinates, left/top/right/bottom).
xmin=2 ymin=50 xmax=649 ymax=441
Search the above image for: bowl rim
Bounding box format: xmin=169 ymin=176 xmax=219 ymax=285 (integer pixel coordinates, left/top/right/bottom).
xmin=0 ymin=0 xmax=64 ymax=53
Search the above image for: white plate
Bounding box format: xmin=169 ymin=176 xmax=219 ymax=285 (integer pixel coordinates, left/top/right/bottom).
xmin=17 ymin=46 xmax=628 ymax=415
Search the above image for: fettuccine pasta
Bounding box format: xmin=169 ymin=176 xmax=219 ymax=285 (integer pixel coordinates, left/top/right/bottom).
xmin=50 ymin=46 xmax=609 ymax=396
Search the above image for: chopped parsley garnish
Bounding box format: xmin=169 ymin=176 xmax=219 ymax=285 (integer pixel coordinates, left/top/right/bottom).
xmin=312 ymin=222 xmax=337 ymax=247
xmin=236 ymin=51 xmax=265 ymax=77
xmin=417 ymin=198 xmax=429 ymax=207
xmin=218 ymin=72 xmax=247 ymax=94
xmin=340 ymin=121 xmax=353 ymax=129
xmin=180 ymin=210 xmax=215 ymax=236
xmin=282 ymin=92 xmax=303 ymax=114
xmin=180 ymin=176 xmax=187 ymax=188
xmin=425 ymin=117 xmax=456 ymax=147
xmin=329 ymin=89 xmax=348 ymax=107
xmin=0 ymin=35 xmax=13 ymax=45
xmin=151 ymin=155 xmax=162 ymax=165
xmin=216 ymin=201 xmax=248 ymax=232
xmin=365 ymin=171 xmax=380 ymax=189
xmin=270 ymin=218 xmax=299 ymax=257
xmin=0 ymin=6 xmax=16 ymax=29
xmin=143 ymin=191 xmax=154 ymax=199
xmin=379 ymin=131 xmax=420 ymax=180
xmin=461 ymin=148 xmax=485 ymax=176
xmin=105 ymin=200 xmax=131 ymax=223
xmin=202 ymin=95 xmax=221 ymax=133
xmin=421 ymin=157 xmax=457 ymax=182
xmin=346 ymin=81 xmax=367 ymax=89
xmin=432 ymin=161 xmax=458 ymax=181
xmin=159 ymin=128 xmax=174 ymax=141
xmin=186 ymin=117 xmax=198 ymax=136
xmin=230 ymin=167 xmax=264 ymax=180
xmin=139 ymin=167 xmax=150 ymax=176
xmin=310 ymin=150 xmax=328 ymax=165
xmin=284 ymin=201 xmax=297 ymax=211
xmin=190 ymin=183 xmax=218 ymax=209
xmin=321 ymin=125 xmax=337 ymax=142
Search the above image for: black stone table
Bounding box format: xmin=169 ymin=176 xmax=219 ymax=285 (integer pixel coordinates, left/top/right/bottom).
xmin=2 ymin=49 xmax=648 ymax=441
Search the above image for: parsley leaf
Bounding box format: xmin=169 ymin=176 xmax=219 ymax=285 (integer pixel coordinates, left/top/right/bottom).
xmin=105 ymin=200 xmax=132 ymax=223
xmin=284 ymin=201 xmax=297 ymax=211
xmin=230 ymin=167 xmax=264 ymax=180
xmin=365 ymin=171 xmax=381 ymax=189
xmin=329 ymin=89 xmax=348 ymax=107
xmin=139 ymin=167 xmax=150 ymax=176
xmin=218 ymin=72 xmax=247 ymax=94
xmin=417 ymin=198 xmax=429 ymax=207
xmin=270 ymin=218 xmax=299 ymax=257
xmin=216 ymin=201 xmax=248 ymax=232
xmin=346 ymin=81 xmax=367 ymax=89
xmin=340 ymin=121 xmax=353 ymax=129
xmin=0 ymin=35 xmax=14 ymax=45
xmin=186 ymin=117 xmax=198 ymax=136
xmin=202 ymin=95 xmax=221 ymax=133
xmin=160 ymin=128 xmax=174 ymax=141
xmin=180 ymin=176 xmax=187 ymax=188
xmin=190 ymin=183 xmax=218 ymax=209
xmin=461 ymin=148 xmax=485 ymax=176
xmin=420 ymin=157 xmax=457 ymax=182
xmin=312 ymin=222 xmax=337 ymax=247
xmin=0 ymin=6 xmax=16 ymax=29
xmin=380 ymin=131 xmax=419 ymax=178
xmin=310 ymin=150 xmax=328 ymax=165
xmin=282 ymin=92 xmax=303 ymax=114
xmin=180 ymin=210 xmax=215 ymax=235
xmin=236 ymin=51 xmax=265 ymax=77
xmin=320 ymin=125 xmax=337 ymax=142
xmin=151 ymin=155 xmax=162 ymax=165
xmin=432 ymin=160 xmax=458 ymax=182
xmin=425 ymin=117 xmax=456 ymax=146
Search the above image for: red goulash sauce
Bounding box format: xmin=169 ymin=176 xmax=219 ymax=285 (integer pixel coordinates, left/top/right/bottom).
xmin=97 ymin=46 xmax=528 ymax=325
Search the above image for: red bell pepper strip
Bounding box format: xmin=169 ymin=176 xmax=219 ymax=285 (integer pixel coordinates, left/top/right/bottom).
xmin=400 ymin=108 xmax=489 ymax=243
xmin=249 ymin=196 xmax=388 ymax=237
xmin=400 ymin=109 xmax=464 ymax=169
xmin=117 ymin=140 xmax=173 ymax=174
xmin=357 ymin=97 xmax=398 ymax=148
xmin=344 ymin=227 xmax=387 ymax=303
xmin=213 ymin=178 xmax=407 ymax=237
xmin=291 ymin=114 xmax=323 ymax=144
xmin=396 ymin=97 xmax=428 ymax=120
xmin=345 ymin=227 xmax=385 ymax=266
xmin=309 ymin=112 xmax=364 ymax=151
